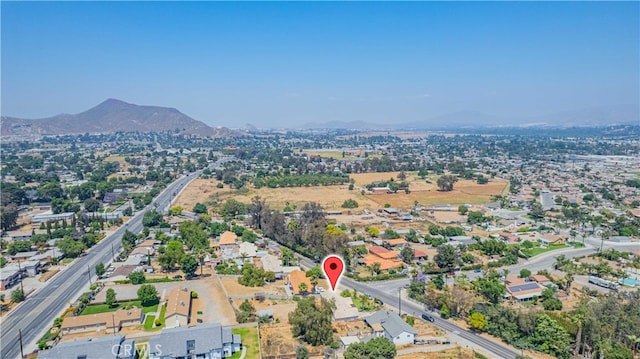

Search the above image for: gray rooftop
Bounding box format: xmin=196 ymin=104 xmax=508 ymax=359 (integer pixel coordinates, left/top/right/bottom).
xmin=148 ymin=323 xmax=238 ymax=357
xmin=365 ymin=310 xmax=418 ymax=337
xmin=38 ymin=335 xmax=131 ymax=359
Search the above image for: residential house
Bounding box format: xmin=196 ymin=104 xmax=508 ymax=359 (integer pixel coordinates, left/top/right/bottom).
xmin=0 ymin=266 xmax=22 ymax=290
xmin=505 ymin=276 xmax=545 ymax=302
xmin=365 ymin=310 xmax=417 ymax=345
xmin=32 ymin=211 xmax=75 ymax=224
xmin=60 ymin=308 xmax=143 ymax=335
xmin=38 ymin=335 xmax=136 ymax=359
xmin=148 ymin=323 xmax=241 ymax=359
xmin=165 ymin=287 xmax=191 ymax=328
xmin=386 ymin=238 xmax=407 ymax=248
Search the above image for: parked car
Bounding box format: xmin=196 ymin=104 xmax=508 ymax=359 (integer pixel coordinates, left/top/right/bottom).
xmin=474 ymin=268 xmax=482 ymax=273
xmin=421 ymin=313 xmax=435 ymax=322
xmin=173 ymin=275 xmax=183 ymax=279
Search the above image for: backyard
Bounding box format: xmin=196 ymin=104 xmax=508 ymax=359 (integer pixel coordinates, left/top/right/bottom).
xmin=80 ymin=301 xmax=157 ymax=315
xmin=232 ymin=326 xmax=260 ymax=359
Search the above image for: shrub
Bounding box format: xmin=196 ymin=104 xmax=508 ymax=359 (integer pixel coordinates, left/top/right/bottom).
xmin=191 ymin=291 xmax=198 ymax=299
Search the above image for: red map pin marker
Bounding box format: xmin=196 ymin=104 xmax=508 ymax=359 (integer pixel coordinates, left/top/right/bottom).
xmin=322 ymin=255 xmax=345 ymax=292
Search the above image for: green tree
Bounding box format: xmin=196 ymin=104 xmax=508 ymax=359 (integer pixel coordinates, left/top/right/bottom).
xmin=468 ymin=312 xmax=487 ymax=331
xmin=289 ymin=297 xmax=336 ymax=346
xmin=529 ymin=200 xmax=545 ymax=220
xmin=128 ymin=271 xmax=146 ymax=284
xmin=344 ymin=337 xmax=396 ymax=359
xmin=298 ymin=282 xmax=309 ymax=294
xmin=400 ymin=246 xmax=415 ymax=264
xmin=56 ymin=237 xmax=85 ymax=258
xmin=0 ymin=205 xmax=19 ymax=231
xmin=458 ymin=205 xmax=469 ymax=215
xmin=11 ymin=288 xmax=25 ymax=303
xmin=193 ymin=202 xmax=207 ymax=214
xmin=530 ymin=314 xmax=571 ymax=358
xmin=137 ymin=284 xmax=159 ymax=306
xmin=121 ymin=230 xmax=137 ymax=249
xmin=83 ymin=198 xmax=101 ymax=212
xmin=181 ymin=255 xmax=198 ymax=278
xmin=432 ymin=274 xmax=445 ymax=290
xmin=159 ymin=240 xmax=185 ymax=270
xmin=7 ymin=240 xmax=32 ymax=255
xmin=296 ymin=346 xmax=309 ymax=359
xmin=440 ymin=303 xmax=450 ymax=319
xmin=437 ymin=175 xmax=458 ymax=191
xmin=519 ymin=269 xmax=532 ymax=279
xmin=106 ymin=288 xmax=117 ymax=307
xmin=178 ymin=221 xmax=208 ymax=250
xmin=142 ymin=210 xmax=163 ymax=227
xmin=237 ymin=299 xmax=256 ymax=323
xmin=434 ymin=244 xmax=457 ymax=269
xmin=95 ymin=262 xmax=106 ymax=277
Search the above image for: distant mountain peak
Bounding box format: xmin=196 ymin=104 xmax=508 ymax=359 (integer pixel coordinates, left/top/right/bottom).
xmin=1 ymin=99 xmax=241 ymax=137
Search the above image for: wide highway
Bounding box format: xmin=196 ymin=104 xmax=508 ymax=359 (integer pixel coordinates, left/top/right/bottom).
xmin=0 ymin=172 xmax=200 ymax=359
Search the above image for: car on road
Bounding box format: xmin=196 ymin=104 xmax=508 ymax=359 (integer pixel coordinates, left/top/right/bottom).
xmin=421 ymin=313 xmax=435 ymax=322
xmin=474 ymin=268 xmax=482 ymax=273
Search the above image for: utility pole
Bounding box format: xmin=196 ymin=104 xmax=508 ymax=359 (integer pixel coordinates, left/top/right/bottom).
xmin=17 ymin=260 xmax=24 ymax=294
xmin=112 ymin=313 xmax=116 ymax=334
xmin=398 ymin=288 xmax=402 ymax=316
xmin=87 ymin=264 xmax=92 ymax=286
xmin=19 ymin=328 xmax=24 ymax=359
xmin=111 ymin=242 xmax=115 ymax=261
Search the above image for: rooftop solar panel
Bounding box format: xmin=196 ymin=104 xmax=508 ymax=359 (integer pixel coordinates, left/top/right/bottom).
xmin=510 ymin=283 xmax=540 ymax=292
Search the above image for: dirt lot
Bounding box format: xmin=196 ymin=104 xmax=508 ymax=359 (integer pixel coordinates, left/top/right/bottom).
xmin=230 ymin=298 xmax=298 ymax=322
xmin=260 ymin=324 xmax=325 ymax=358
xmin=176 ymin=171 xmax=506 ymax=214
xmin=219 ymin=277 xmax=289 ymax=297
xmin=397 ymin=348 xmax=475 ymax=359
xmin=172 ymin=178 xmax=230 ymax=211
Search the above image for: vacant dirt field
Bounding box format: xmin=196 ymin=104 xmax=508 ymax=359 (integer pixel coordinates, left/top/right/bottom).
xmin=176 ymin=178 xmax=380 ymax=212
xmin=219 ymin=277 xmax=288 ymax=297
xmin=176 ymin=172 xmax=507 ymax=215
xmin=230 ymin=298 xmax=297 ymax=322
xmin=172 ymin=178 xmax=230 ymax=211
xmin=397 ymin=348 xmax=475 ymax=359
xmin=365 ymin=179 xmax=508 ymax=208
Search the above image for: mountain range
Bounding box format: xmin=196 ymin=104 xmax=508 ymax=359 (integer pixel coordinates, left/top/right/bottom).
xmin=0 ymin=99 xmax=238 ymax=137
xmin=302 ymin=104 xmax=639 ymax=130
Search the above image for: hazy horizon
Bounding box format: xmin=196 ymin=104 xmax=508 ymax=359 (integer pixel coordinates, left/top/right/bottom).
xmin=2 ymin=2 xmax=638 ymax=128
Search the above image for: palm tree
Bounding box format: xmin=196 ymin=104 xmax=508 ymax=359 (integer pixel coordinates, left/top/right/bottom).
xmin=196 ymin=248 xmax=206 ymax=276
xmin=298 ymin=282 xmax=308 ymax=294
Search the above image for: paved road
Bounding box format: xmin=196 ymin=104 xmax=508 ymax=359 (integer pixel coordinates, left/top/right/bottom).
xmin=0 ymin=172 xmax=200 ymax=359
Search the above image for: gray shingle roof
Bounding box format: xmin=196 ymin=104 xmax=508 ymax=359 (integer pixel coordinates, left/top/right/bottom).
xmin=148 ymin=323 xmax=238 ymax=358
xmin=38 ymin=335 xmax=129 ymax=359
xmin=365 ymin=310 xmax=418 ymax=337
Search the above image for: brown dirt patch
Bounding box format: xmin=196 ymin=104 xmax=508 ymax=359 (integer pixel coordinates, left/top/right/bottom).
xmin=230 ymin=298 xmax=297 ymax=322
xmin=219 ymin=277 xmax=288 ymax=297
xmin=39 ymin=269 xmax=59 ymax=282
xmin=397 ymin=348 xmax=474 ymax=359
xmin=173 ymin=178 xmax=230 ymax=211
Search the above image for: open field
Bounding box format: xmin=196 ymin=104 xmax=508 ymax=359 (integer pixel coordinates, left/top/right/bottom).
xmin=80 ymin=300 xmax=157 ymax=315
xmin=172 ymin=178 xmax=230 ymax=211
xmin=231 ymin=298 xmax=297 ymax=322
xmin=175 ymin=172 xmax=507 ymax=214
xmin=219 ymin=277 xmax=289 ymax=297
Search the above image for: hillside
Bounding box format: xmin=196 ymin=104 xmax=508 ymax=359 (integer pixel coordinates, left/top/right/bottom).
xmin=1 ymin=99 xmax=237 ymax=137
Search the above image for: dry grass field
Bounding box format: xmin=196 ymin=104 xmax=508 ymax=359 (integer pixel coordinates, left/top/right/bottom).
xmin=219 ymin=277 xmax=289 ymax=297
xmin=174 ymin=172 xmax=508 ymax=214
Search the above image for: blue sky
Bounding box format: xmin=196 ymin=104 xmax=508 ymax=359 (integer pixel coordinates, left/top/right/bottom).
xmin=2 ymin=1 xmax=638 ymax=127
